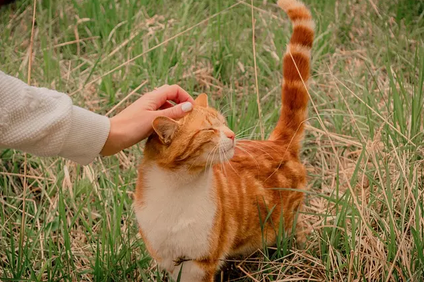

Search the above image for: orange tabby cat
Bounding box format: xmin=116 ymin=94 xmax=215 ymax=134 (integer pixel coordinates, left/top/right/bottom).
xmin=134 ymin=0 xmax=314 ymax=281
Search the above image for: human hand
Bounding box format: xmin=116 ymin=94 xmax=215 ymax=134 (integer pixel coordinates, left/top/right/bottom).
xmin=100 ymin=84 xmax=194 ymax=156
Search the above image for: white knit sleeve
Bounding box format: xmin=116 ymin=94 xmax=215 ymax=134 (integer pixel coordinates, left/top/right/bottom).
xmin=0 ymin=71 xmax=110 ymax=165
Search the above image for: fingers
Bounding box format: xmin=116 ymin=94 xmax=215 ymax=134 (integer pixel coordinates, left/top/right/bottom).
xmin=159 ymin=101 xmax=174 ymax=110
xmin=147 ymin=84 xmax=195 ymax=106
xmin=157 ymin=102 xmax=193 ymax=120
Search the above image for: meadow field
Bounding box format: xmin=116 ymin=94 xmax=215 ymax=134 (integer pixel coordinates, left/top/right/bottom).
xmin=0 ymin=0 xmax=423 ymax=281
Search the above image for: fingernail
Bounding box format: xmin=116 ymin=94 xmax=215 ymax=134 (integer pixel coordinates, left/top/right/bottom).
xmin=181 ymin=102 xmax=193 ymax=112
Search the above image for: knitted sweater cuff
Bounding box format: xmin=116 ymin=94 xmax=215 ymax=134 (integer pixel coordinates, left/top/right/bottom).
xmin=59 ymin=106 xmax=110 ymax=165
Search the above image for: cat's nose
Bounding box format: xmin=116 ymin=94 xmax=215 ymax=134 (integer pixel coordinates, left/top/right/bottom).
xmin=226 ymin=131 xmax=235 ymax=141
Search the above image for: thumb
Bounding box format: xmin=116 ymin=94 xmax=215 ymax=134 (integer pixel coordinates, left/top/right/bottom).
xmin=158 ymin=102 xmax=193 ymax=119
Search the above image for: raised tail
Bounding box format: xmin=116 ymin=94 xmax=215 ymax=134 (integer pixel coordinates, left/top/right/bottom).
xmin=269 ymin=0 xmax=314 ymax=153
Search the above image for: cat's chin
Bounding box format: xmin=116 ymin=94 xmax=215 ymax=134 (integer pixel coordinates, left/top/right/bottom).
xmin=212 ymin=146 xmax=235 ymax=164
xmin=194 ymin=148 xmax=234 ymax=168
xmin=223 ymin=147 xmax=235 ymax=160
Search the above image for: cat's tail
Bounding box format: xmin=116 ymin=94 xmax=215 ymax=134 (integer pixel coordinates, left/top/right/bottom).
xmin=269 ymin=0 xmax=314 ymax=153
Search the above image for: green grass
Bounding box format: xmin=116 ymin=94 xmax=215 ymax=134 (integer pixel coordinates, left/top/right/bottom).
xmin=1 ymin=0 xmax=423 ymax=281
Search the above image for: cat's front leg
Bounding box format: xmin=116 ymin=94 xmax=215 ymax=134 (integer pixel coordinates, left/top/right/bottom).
xmin=169 ymin=260 xmax=217 ymax=282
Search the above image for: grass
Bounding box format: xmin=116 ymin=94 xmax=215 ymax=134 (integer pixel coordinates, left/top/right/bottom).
xmin=0 ymin=0 xmax=423 ymax=281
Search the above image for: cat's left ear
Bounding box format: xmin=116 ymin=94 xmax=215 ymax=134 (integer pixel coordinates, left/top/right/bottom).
xmin=152 ymin=116 xmax=179 ymax=145
xmin=194 ymin=93 xmax=208 ymax=108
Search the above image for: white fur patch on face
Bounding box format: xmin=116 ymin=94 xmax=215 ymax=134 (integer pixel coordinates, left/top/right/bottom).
xmin=187 ymin=128 xmax=235 ymax=167
xmin=217 ymin=131 xmax=235 ymax=161
xmin=201 ymin=130 xmax=235 ymax=165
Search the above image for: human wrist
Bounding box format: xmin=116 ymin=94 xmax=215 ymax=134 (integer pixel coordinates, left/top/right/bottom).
xmin=100 ymin=117 xmax=124 ymax=156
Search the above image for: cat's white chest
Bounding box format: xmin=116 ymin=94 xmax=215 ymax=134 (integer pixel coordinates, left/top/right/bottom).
xmin=135 ymin=166 xmax=216 ymax=267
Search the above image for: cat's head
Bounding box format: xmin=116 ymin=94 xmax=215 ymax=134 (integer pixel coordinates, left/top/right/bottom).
xmin=144 ymin=94 xmax=236 ymax=170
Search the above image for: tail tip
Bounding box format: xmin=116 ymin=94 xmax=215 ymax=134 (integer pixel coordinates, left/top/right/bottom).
xmin=277 ymin=0 xmax=305 ymax=11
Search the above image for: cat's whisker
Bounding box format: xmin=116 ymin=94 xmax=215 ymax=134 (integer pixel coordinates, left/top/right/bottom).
xmin=205 ymin=144 xmax=219 ymax=168
xmin=218 ymin=103 xmax=230 ymax=112
xmin=236 ymin=142 xmax=275 ymax=159
xmin=187 ymin=150 xmax=206 ymax=171
xmin=186 ymin=143 xmax=218 ymax=171
xmin=225 ymin=155 xmax=241 ymax=177
xmin=235 ymin=133 xmax=260 ymax=141
xmin=204 ymin=147 xmax=215 ymax=167
xmin=234 ymin=145 xmax=261 ymax=170
xmin=237 ymin=143 xmax=275 ymax=160
xmin=235 ymin=125 xmax=259 ymax=138
xmin=219 ymin=106 xmax=232 ymax=117
xmin=235 ymin=124 xmax=258 ymax=134
xmin=210 ymin=146 xmax=220 ymax=167
xmin=219 ymin=103 xmax=235 ymax=115
xmin=210 ymin=144 xmax=221 ymax=165
xmin=218 ymin=146 xmax=228 ymax=177
xmin=239 ymin=141 xmax=281 ymax=155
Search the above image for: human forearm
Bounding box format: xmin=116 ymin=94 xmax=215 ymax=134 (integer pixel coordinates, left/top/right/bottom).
xmin=0 ymin=71 xmax=110 ymax=165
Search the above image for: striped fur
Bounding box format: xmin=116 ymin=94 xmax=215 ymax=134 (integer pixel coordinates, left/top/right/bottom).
xmin=269 ymin=0 xmax=314 ymax=153
xmin=134 ymin=1 xmax=314 ymax=281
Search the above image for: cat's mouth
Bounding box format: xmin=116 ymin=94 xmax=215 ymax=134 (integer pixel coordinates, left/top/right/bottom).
xmin=218 ymin=145 xmax=235 ymax=160
xmin=206 ymin=139 xmax=236 ymax=165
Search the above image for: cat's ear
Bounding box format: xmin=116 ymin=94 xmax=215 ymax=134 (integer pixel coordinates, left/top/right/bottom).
xmin=194 ymin=93 xmax=208 ymax=107
xmin=152 ymin=116 xmax=179 ymax=145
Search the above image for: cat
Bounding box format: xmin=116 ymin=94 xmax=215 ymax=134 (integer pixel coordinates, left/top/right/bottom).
xmin=134 ymin=0 xmax=314 ymax=281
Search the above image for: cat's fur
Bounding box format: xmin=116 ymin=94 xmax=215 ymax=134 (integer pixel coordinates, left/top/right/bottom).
xmin=134 ymin=0 xmax=314 ymax=281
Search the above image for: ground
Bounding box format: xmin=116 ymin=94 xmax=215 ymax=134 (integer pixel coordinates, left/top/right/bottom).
xmin=0 ymin=0 xmax=423 ymax=281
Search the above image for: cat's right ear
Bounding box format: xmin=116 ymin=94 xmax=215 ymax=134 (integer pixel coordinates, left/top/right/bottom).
xmin=152 ymin=116 xmax=179 ymax=145
xmin=194 ymin=93 xmax=208 ymax=107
